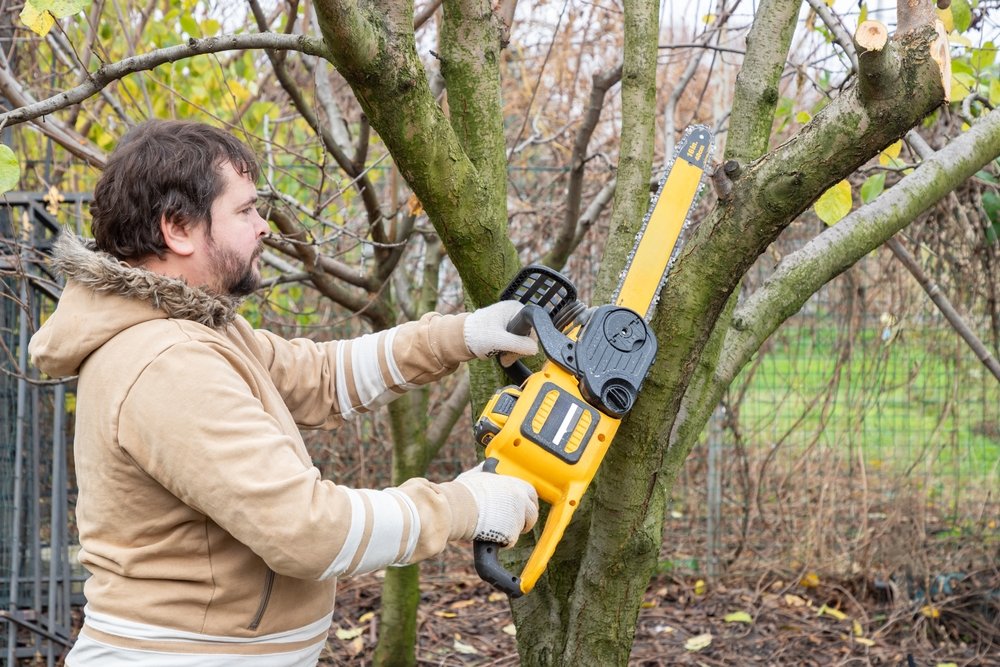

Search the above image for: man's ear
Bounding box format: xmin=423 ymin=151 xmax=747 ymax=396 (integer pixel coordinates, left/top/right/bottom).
xmin=160 ymin=214 xmax=197 ymax=257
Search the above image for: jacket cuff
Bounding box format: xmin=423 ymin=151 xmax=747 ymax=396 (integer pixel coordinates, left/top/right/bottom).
xmin=425 ymin=312 xmax=475 ymax=364
xmin=438 ymin=480 xmax=478 ymax=542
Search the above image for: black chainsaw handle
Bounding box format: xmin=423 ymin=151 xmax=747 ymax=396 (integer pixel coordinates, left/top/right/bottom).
xmin=502 ymin=306 xmax=534 ymax=385
xmin=472 ymin=458 xmax=525 ymax=598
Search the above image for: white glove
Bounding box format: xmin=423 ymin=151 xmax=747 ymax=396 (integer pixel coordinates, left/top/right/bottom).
xmin=464 ymin=301 xmax=538 ymax=366
xmin=455 ymin=463 xmax=539 ymax=547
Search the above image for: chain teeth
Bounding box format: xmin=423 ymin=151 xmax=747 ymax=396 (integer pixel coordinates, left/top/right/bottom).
xmin=612 ymin=124 xmax=715 ymax=321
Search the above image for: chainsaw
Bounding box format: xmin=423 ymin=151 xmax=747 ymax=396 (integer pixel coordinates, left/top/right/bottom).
xmin=471 ymin=125 xmax=714 ymax=597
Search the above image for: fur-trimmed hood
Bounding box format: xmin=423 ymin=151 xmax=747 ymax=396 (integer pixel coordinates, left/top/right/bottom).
xmin=29 ymin=233 xmax=242 ymax=377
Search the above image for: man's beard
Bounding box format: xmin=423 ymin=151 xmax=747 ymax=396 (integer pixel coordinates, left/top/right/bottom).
xmin=207 ymin=239 xmax=263 ymax=297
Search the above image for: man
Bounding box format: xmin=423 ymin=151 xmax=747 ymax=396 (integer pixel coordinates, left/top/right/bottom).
xmin=29 ymin=120 xmax=539 ymax=666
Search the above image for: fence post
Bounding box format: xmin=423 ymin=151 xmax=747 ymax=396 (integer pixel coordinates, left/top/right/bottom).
xmin=706 ymin=403 xmax=724 ymax=580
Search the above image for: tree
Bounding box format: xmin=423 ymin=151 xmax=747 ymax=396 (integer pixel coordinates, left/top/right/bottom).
xmin=2 ymin=0 xmax=998 ymax=664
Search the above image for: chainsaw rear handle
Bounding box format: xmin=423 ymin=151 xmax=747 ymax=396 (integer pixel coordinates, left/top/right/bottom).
xmin=472 ymin=457 xmax=525 ymax=598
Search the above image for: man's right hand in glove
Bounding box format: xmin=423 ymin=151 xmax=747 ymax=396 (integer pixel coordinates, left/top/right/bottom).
xmin=450 ymin=463 xmax=538 ymax=547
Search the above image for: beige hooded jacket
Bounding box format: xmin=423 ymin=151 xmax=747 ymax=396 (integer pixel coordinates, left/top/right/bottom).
xmin=29 ymin=235 xmax=480 ymax=658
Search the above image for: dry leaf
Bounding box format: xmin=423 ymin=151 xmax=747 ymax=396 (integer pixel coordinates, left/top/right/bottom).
xmin=450 ymin=599 xmax=477 ymax=610
xmin=501 ymin=623 xmax=517 ymax=636
xmin=335 ymin=626 xmax=364 ymax=640
xmin=817 ymin=604 xmax=847 ymax=621
xmin=784 ymin=594 xmax=807 ymax=607
xmin=453 ymin=635 xmax=478 ymax=655
xmin=434 ymin=611 xmax=457 ymax=618
xmin=855 ymin=637 xmax=876 ymax=647
xmin=799 ymin=572 xmax=821 ymax=588
xmin=684 ymin=633 xmax=713 ymax=652
xmin=348 ymin=637 xmax=364 ymax=656
xmin=488 ymin=592 xmax=507 ymax=602
xmin=723 ymin=611 xmax=753 ymax=624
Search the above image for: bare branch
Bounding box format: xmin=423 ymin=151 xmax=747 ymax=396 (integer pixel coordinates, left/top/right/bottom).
xmin=0 ymin=32 xmax=328 ymax=128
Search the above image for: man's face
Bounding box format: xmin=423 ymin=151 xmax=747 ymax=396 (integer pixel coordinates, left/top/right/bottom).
xmin=202 ymin=161 xmax=268 ymax=297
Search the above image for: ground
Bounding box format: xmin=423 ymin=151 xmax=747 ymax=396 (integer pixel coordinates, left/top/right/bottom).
xmin=323 ymin=556 xmax=1000 ymax=666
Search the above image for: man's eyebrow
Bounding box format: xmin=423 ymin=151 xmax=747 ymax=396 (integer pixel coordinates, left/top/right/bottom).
xmin=235 ymin=195 xmax=258 ymax=210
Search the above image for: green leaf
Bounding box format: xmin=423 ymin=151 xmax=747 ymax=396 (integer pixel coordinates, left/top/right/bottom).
xmin=32 ymin=0 xmax=90 ymax=19
xmin=202 ymin=19 xmax=221 ymax=37
xmin=859 ymin=2 xmax=868 ymax=24
xmin=983 ymin=191 xmax=1000 ymax=226
xmin=950 ymin=72 xmax=977 ymax=103
xmin=815 ymin=180 xmax=853 ymax=225
xmin=0 ymin=145 xmax=20 ymax=194
xmin=861 ymin=172 xmax=886 ymax=204
xmin=970 ymin=42 xmax=996 ymax=71
xmin=180 ymin=15 xmax=200 ymax=38
xmin=990 ymin=79 xmax=1000 ymax=107
xmin=795 ymin=111 xmax=812 ymax=124
xmin=724 ymin=611 xmax=753 ymax=624
xmin=951 ymin=0 xmax=972 ymax=33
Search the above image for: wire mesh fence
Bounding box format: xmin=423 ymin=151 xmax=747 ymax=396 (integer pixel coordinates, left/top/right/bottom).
xmin=667 ymin=245 xmax=1000 ymax=582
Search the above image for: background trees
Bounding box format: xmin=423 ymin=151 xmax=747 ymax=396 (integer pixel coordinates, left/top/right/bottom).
xmin=1 ymin=0 xmax=997 ymax=664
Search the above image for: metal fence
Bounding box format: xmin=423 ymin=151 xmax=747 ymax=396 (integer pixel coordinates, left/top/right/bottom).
xmin=669 ymin=245 xmax=1000 ymax=580
xmin=0 ymin=196 xmax=84 ymax=666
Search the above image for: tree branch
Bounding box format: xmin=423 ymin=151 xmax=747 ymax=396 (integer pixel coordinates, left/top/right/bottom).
xmin=722 ymin=106 xmax=1000 ymax=389
xmin=725 ymin=0 xmax=801 ymax=164
xmin=0 ymin=33 xmax=328 ymax=129
xmin=543 ymin=61 xmax=621 ymax=270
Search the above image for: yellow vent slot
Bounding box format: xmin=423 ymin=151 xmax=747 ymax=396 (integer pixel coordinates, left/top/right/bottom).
xmin=562 ymin=410 xmax=593 ymax=454
xmin=532 ymin=390 xmax=560 ymax=434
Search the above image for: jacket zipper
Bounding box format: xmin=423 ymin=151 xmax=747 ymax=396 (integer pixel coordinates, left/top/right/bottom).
xmin=248 ymin=569 xmax=275 ymax=631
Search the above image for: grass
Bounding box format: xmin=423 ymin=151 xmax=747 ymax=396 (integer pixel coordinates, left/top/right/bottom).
xmin=731 ymin=319 xmax=1000 ymax=496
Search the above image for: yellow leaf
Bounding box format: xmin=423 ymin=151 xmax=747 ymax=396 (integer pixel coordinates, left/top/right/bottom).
xmin=502 ymin=623 xmax=517 ymax=636
xmin=724 ymin=611 xmax=753 ymax=624
xmin=784 ymin=594 xmax=807 ymax=607
xmin=453 ymin=635 xmax=478 ymax=655
xmin=19 ymin=2 xmax=55 ymax=37
xmin=856 ymin=637 xmax=876 ymax=647
xmin=921 ymin=605 xmax=941 ymax=618
xmin=434 ymin=611 xmax=457 ymax=618
xmin=358 ymin=611 xmax=374 ymax=623
xmin=795 ymin=111 xmax=812 ymax=124
xmin=937 ymin=8 xmax=954 ymax=33
xmin=799 ymin=572 xmax=821 ymax=588
xmin=684 ymin=633 xmax=713 ymax=652
xmin=335 ymin=626 xmax=364 ymax=640
xmin=641 ymin=600 xmax=657 ymax=608
xmin=814 ymin=180 xmax=853 ymax=225
xmin=852 ymin=619 xmax=864 ymax=636
xmin=936 ymin=663 xmax=959 ymax=667
xmin=450 ymin=599 xmax=477 ymax=610
xmin=694 ymin=579 xmax=707 ymax=595
xmin=488 ymin=592 xmax=507 ymax=603
xmin=880 ymin=140 xmax=902 ymax=162
xmin=702 ymin=13 xmax=715 ymax=23
xmin=817 ymin=604 xmax=848 ymax=621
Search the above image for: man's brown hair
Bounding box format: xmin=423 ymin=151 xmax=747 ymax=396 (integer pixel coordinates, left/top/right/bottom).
xmin=91 ymin=120 xmax=260 ymax=260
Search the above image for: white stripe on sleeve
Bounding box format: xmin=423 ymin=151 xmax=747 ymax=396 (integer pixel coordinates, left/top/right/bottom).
xmin=350 ymin=331 xmax=393 ymax=409
xmin=346 ymin=489 xmax=409 ymax=575
xmin=385 ymin=488 xmax=420 ymax=564
xmin=333 ymin=341 xmax=357 ymax=420
xmin=319 ymin=488 xmax=365 ymax=580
